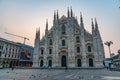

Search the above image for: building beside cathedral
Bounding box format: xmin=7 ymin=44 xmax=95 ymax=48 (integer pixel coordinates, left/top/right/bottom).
xmin=33 ymin=8 xmax=105 ymax=68
xmin=0 ymin=37 xmax=34 ymax=68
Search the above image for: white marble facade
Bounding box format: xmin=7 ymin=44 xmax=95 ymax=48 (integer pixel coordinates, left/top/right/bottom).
xmin=33 ymin=8 xmax=105 ymax=68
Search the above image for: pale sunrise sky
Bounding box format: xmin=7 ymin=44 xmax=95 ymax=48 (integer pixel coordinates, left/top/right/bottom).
xmin=0 ymin=0 xmax=120 ymax=58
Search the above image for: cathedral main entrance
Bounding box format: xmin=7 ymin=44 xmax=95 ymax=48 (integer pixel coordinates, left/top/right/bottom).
xmin=40 ymin=60 xmax=43 ymax=67
xmin=48 ymin=60 xmax=52 ymax=67
xmin=61 ymin=56 xmax=66 ymax=67
xmin=89 ymin=58 xmax=93 ymax=67
xmin=77 ymin=59 xmax=82 ymax=67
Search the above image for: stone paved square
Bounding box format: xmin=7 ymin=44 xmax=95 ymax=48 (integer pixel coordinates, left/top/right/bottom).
xmin=0 ymin=69 xmax=120 ymax=80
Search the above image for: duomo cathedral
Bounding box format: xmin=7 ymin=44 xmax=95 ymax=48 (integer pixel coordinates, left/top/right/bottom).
xmin=33 ymin=8 xmax=105 ymax=68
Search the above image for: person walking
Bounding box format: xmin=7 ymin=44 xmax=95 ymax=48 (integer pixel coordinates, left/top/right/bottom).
xmin=12 ymin=66 xmax=14 ymax=71
xmin=65 ymin=65 xmax=68 ymax=72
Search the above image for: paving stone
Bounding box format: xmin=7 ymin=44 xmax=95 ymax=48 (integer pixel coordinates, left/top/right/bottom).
xmin=0 ymin=69 xmax=120 ymax=80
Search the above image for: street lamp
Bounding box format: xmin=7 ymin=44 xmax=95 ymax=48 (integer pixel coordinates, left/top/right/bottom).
xmin=104 ymin=41 xmax=113 ymax=58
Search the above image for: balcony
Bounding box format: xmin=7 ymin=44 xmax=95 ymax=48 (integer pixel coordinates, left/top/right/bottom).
xmin=39 ymin=54 xmax=44 ymax=58
xmin=59 ymin=45 xmax=68 ymax=52
xmin=75 ymin=52 xmax=82 ymax=55
xmin=75 ymin=41 xmax=81 ymax=45
xmin=60 ymin=33 xmax=72 ymax=39
xmin=86 ymin=52 xmax=94 ymax=58
xmin=47 ymin=54 xmax=52 ymax=59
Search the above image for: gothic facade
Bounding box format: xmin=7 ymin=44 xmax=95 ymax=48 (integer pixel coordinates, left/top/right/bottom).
xmin=33 ymin=8 xmax=105 ymax=68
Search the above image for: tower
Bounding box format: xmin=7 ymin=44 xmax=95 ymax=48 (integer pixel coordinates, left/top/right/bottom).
xmin=70 ymin=7 xmax=73 ymax=17
xmin=57 ymin=10 xmax=59 ymax=20
xmin=92 ymin=18 xmax=99 ymax=67
xmin=80 ymin=13 xmax=87 ymax=67
xmin=67 ymin=7 xmax=70 ymax=18
xmin=94 ymin=18 xmax=105 ymax=67
xmin=33 ymin=27 xmax=40 ymax=67
xmin=44 ymin=19 xmax=49 ymax=67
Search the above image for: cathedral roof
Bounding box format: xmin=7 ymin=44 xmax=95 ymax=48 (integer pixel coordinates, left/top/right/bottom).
xmin=60 ymin=15 xmax=67 ymax=20
xmin=59 ymin=15 xmax=67 ymax=23
xmin=85 ymin=30 xmax=93 ymax=41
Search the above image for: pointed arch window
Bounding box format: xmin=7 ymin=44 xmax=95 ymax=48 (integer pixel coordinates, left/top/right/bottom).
xmin=62 ymin=24 xmax=66 ymax=34
xmin=40 ymin=60 xmax=43 ymax=67
xmin=77 ymin=59 xmax=82 ymax=67
xmin=49 ymin=39 xmax=52 ymax=45
xmin=76 ymin=36 xmax=80 ymax=42
xmin=41 ymin=50 xmax=44 ymax=55
xmin=49 ymin=49 xmax=52 ymax=54
xmin=48 ymin=60 xmax=52 ymax=67
xmin=62 ymin=40 xmax=65 ymax=46
xmin=89 ymin=58 xmax=93 ymax=67
xmin=88 ymin=46 xmax=91 ymax=52
xmin=77 ymin=47 xmax=80 ymax=53
xmin=0 ymin=51 xmax=1 ymax=57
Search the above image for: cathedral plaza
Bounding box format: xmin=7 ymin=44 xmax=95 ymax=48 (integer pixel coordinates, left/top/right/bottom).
xmin=0 ymin=69 xmax=120 ymax=80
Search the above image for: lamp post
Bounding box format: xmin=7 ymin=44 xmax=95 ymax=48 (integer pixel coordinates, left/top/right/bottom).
xmin=104 ymin=41 xmax=113 ymax=58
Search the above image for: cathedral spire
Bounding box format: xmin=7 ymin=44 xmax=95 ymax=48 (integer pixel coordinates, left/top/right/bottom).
xmin=35 ymin=27 xmax=38 ymax=39
xmin=45 ymin=19 xmax=48 ymax=38
xmin=80 ymin=12 xmax=84 ymax=29
xmin=54 ymin=10 xmax=56 ymax=21
xmin=70 ymin=6 xmax=73 ymax=17
xmin=67 ymin=7 xmax=70 ymax=18
xmin=94 ymin=18 xmax=101 ymax=40
xmin=95 ymin=18 xmax=99 ymax=35
xmin=38 ymin=27 xmax=40 ymax=37
xmin=80 ymin=12 xmax=85 ymax=37
xmin=45 ymin=19 xmax=48 ymax=35
xmin=33 ymin=27 xmax=40 ymax=67
xmin=80 ymin=12 xmax=83 ymax=24
xmin=91 ymin=18 xmax=95 ymax=36
xmin=91 ymin=18 xmax=94 ymax=31
xmin=35 ymin=27 xmax=40 ymax=40
xmin=57 ymin=10 xmax=59 ymax=20
xmin=95 ymin=18 xmax=98 ymax=30
xmin=34 ymin=27 xmax=40 ymax=51
xmin=46 ymin=19 xmax=48 ymax=30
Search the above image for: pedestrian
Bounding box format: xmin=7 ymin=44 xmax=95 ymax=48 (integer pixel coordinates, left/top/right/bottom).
xmin=65 ymin=65 xmax=68 ymax=72
xmin=107 ymin=66 xmax=108 ymax=70
xmin=12 ymin=66 xmax=14 ymax=71
xmin=109 ymin=63 xmax=111 ymax=70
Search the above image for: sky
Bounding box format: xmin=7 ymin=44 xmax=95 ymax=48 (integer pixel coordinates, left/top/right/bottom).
xmin=0 ymin=0 xmax=120 ymax=58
